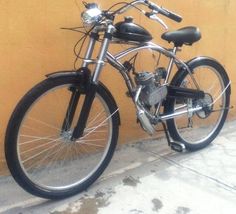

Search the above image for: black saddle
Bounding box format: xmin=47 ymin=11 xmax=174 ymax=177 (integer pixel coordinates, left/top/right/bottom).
xmin=161 ymin=26 xmax=201 ymax=47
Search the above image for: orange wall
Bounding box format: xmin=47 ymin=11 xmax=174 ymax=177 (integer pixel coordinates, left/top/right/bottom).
xmin=0 ymin=0 xmax=236 ymax=174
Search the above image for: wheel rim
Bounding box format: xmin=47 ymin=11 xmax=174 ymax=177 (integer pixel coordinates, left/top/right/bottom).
xmin=173 ymin=65 xmax=226 ymax=144
xmin=17 ymin=84 xmax=113 ymax=190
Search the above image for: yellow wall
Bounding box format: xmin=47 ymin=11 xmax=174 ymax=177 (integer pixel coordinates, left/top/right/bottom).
xmin=0 ymin=0 xmax=236 ymax=174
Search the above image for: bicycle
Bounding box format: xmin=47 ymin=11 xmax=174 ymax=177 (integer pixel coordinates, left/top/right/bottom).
xmin=5 ymin=0 xmax=231 ymax=199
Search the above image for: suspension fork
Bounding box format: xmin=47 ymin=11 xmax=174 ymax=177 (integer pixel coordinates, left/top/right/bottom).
xmin=61 ymin=86 xmax=81 ymax=132
xmin=71 ymin=25 xmax=114 ymax=140
xmin=61 ymin=33 xmax=97 ymax=134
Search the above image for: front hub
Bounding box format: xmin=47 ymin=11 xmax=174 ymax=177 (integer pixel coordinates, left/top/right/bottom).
xmin=61 ymin=130 xmax=75 ymax=143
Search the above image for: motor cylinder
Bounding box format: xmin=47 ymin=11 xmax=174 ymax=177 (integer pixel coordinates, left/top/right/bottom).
xmin=135 ymin=72 xmax=167 ymax=106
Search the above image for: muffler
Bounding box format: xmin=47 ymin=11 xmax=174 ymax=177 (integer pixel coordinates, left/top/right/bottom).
xmin=135 ymin=86 xmax=155 ymax=135
xmin=137 ymin=107 xmax=155 ymax=135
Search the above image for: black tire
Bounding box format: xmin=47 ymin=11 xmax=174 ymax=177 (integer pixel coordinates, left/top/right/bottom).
xmin=164 ymin=58 xmax=230 ymax=151
xmin=5 ymin=75 xmax=119 ymax=199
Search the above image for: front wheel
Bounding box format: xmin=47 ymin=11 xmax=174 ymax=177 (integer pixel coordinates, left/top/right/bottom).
xmin=164 ymin=58 xmax=230 ymax=151
xmin=5 ymin=75 xmax=119 ymax=199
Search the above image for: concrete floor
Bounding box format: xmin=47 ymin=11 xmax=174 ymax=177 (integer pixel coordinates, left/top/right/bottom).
xmin=0 ymin=120 xmax=236 ymax=214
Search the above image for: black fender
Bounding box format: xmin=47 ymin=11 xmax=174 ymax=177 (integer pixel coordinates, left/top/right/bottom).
xmin=46 ymin=68 xmax=121 ymax=125
xmin=46 ymin=67 xmax=91 ymax=93
xmin=171 ymin=56 xmax=231 ymax=95
xmin=46 ymin=71 xmax=83 ymax=79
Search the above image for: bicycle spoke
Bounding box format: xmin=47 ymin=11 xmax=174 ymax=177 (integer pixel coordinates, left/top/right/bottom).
xmin=27 ymin=142 xmax=66 ymax=172
xmin=87 ymin=110 xmax=105 ymax=127
xmin=85 ymin=124 xmax=108 ymax=132
xmin=28 ymin=117 xmax=61 ymax=131
xmin=76 ymin=141 xmax=105 ymax=148
xmin=84 ymin=130 xmax=107 ymax=133
xmin=22 ymin=137 xmax=63 ymax=164
xmin=19 ymin=135 xmax=57 ymax=145
xmin=73 ymin=143 xmax=84 ymax=157
xmin=44 ymin=143 xmax=68 ymax=170
xmin=20 ymin=137 xmax=62 ymax=155
xmin=79 ymin=144 xmax=90 ymax=154
xmin=206 ymin=80 xmax=218 ymax=94
xmin=22 ymin=125 xmax=45 ymax=134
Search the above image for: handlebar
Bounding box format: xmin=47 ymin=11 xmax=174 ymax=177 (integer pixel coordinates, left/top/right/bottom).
xmin=81 ymin=0 xmax=182 ymax=30
xmin=161 ymin=8 xmax=182 ymax=23
xmin=113 ymin=0 xmax=182 ymax=23
xmin=116 ymin=0 xmax=147 ymax=14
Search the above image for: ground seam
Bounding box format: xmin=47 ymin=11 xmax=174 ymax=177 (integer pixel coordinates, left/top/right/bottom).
xmin=148 ymin=151 xmax=236 ymax=192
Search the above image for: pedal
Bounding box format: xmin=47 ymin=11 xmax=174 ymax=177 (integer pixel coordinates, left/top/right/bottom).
xmin=170 ymin=142 xmax=185 ymax=153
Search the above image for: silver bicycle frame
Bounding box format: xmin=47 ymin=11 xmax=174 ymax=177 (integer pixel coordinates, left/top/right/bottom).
xmin=82 ymin=34 xmax=200 ymax=93
xmin=77 ymin=0 xmax=231 ymax=134
xmin=80 ymin=27 xmax=230 ymax=122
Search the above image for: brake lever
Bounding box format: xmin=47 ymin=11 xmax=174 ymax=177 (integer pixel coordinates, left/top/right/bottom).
xmin=149 ymin=14 xmax=168 ymax=30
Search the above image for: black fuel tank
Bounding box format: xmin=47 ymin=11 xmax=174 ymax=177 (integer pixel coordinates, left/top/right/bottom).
xmin=113 ymin=17 xmax=152 ymax=43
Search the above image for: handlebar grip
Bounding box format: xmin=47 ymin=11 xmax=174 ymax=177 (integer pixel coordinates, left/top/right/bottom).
xmin=160 ymin=7 xmax=182 ymax=23
xmin=148 ymin=2 xmax=182 ymax=23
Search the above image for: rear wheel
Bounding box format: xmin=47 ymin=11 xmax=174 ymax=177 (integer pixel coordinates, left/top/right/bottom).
xmin=165 ymin=58 xmax=230 ymax=151
xmin=5 ymin=75 xmax=119 ymax=199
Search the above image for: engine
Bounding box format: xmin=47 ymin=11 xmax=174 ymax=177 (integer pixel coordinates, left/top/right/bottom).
xmin=135 ymin=70 xmax=168 ymax=106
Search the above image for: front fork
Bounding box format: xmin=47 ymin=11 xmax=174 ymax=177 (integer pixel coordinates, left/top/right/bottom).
xmin=71 ymin=26 xmax=114 ymax=140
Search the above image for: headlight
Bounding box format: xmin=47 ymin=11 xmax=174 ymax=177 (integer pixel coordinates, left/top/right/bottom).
xmin=82 ymin=7 xmax=102 ymax=26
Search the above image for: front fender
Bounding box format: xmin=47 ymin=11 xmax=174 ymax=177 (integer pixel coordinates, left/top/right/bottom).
xmin=46 ymin=71 xmax=81 ymax=79
xmin=46 ymin=68 xmax=90 ymax=81
xmin=46 ymin=68 xmax=91 ymax=93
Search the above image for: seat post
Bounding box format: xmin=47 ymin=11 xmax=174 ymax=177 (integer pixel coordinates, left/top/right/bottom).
xmin=164 ymin=46 xmax=178 ymax=84
xmin=172 ymin=46 xmax=178 ymax=54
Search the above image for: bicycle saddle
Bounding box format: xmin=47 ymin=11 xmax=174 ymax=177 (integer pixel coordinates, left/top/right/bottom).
xmin=161 ymin=26 xmax=201 ymax=47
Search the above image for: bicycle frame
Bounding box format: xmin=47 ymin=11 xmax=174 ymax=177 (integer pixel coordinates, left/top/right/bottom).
xmin=71 ymin=6 xmax=231 ymax=139
xmin=82 ymin=32 xmax=200 ymax=93
xmin=74 ymin=27 xmax=204 ymax=126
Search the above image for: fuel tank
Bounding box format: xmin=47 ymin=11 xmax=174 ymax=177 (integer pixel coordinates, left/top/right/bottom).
xmin=113 ymin=17 xmax=153 ymax=43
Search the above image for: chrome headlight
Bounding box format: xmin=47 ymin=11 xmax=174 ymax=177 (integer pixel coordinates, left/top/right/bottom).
xmin=82 ymin=7 xmax=102 ymax=26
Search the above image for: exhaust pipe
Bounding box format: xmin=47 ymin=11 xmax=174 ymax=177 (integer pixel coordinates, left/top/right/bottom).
xmin=135 ymin=86 xmax=155 ymax=135
xmin=137 ymin=107 xmax=155 ymax=135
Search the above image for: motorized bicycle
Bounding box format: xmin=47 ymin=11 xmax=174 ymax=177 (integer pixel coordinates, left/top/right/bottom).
xmin=5 ymin=0 xmax=231 ymax=199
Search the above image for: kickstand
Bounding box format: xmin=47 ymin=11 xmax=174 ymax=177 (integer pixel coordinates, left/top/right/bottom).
xmin=161 ymin=121 xmax=173 ymax=146
xmin=161 ymin=121 xmax=186 ymax=153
